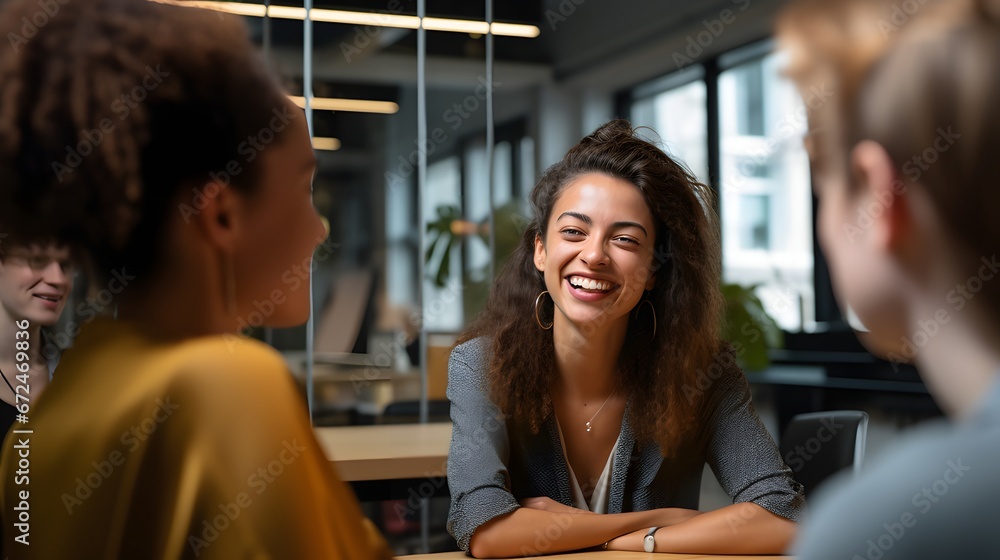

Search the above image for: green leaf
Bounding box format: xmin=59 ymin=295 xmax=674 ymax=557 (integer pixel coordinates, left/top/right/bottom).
xmin=720 ymin=282 xmax=784 ymax=371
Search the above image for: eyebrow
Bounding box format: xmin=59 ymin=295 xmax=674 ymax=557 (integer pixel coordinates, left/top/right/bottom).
xmin=556 ymin=211 xmax=648 ymax=236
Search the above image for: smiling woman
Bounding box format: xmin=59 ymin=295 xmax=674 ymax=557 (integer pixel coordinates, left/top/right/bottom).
xmin=446 ymin=120 xmax=804 ymax=557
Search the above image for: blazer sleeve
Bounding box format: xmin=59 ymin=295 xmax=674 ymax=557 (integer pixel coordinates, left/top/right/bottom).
xmin=703 ymin=344 xmax=806 ymax=522
xmin=445 ymin=338 xmax=521 ymax=553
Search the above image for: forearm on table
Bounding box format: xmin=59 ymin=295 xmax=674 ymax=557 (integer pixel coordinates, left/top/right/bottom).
xmin=608 ymin=503 xmax=797 ymax=555
xmin=468 ymin=507 xmax=700 ymax=558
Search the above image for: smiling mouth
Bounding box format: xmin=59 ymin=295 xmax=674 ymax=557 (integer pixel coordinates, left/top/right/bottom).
xmin=33 ymin=295 xmax=62 ymax=302
xmin=567 ymin=275 xmax=617 ymax=293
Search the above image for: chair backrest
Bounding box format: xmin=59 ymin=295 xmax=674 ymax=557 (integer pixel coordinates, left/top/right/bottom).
xmin=779 ymin=410 xmax=869 ymax=498
xmin=379 ymin=399 xmax=452 ymax=424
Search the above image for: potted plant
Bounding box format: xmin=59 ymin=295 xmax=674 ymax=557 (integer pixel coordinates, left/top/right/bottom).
xmin=721 ymin=282 xmax=784 ymax=371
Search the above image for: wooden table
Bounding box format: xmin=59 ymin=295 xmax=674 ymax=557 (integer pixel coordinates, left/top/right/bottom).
xmin=317 ymin=422 xmax=452 ymax=501
xmin=400 ymin=552 xmax=791 ymax=559
xmin=317 ymin=422 xmax=452 ymax=481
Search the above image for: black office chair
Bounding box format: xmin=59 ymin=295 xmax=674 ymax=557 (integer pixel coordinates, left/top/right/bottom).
xmin=377 ymin=399 xmax=452 ymax=425
xmin=779 ymin=410 xmax=869 ymax=498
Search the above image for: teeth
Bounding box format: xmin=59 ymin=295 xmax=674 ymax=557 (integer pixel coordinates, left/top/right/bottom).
xmin=569 ymin=276 xmax=612 ymax=291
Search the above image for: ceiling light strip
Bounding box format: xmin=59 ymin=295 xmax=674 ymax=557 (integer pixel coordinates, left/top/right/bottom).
xmin=310 ymin=9 xmax=420 ymax=29
xmin=155 ymin=0 xmax=539 ymax=38
xmin=312 ymin=137 xmax=342 ymax=151
xmin=422 ymin=17 xmax=489 ymax=34
xmin=490 ymin=22 xmax=540 ymax=38
xmin=288 ymin=96 xmax=399 ymax=114
xmin=266 ymin=5 xmax=306 ymax=20
xmin=154 ymin=0 xmax=267 ymax=17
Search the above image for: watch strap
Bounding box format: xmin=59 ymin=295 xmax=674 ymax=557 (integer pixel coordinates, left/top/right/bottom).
xmin=643 ymin=526 xmax=660 ymax=553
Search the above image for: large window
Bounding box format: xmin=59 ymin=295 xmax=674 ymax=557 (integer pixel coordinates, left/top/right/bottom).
xmin=719 ymin=49 xmax=813 ymax=332
xmin=630 ymin=66 xmax=709 ymax=184
xmin=627 ymin=41 xmax=815 ymax=333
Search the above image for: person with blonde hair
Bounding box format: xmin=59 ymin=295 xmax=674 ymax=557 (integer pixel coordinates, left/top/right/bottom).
xmin=777 ymin=0 xmax=1000 ymax=557
xmin=0 ymin=0 xmax=390 ymax=557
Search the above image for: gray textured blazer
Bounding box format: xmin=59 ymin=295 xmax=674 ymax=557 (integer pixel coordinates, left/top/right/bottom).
xmin=445 ymin=337 xmax=806 ymax=553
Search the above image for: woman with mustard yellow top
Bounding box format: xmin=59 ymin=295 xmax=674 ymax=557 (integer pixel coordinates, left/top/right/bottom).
xmin=0 ymin=0 xmax=391 ymax=558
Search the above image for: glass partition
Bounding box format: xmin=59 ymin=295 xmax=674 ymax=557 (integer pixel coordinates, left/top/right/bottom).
xmin=223 ymin=2 xmax=542 ymax=552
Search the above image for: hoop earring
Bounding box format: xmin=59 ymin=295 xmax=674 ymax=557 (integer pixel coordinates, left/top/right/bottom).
xmin=633 ymin=298 xmax=657 ymax=339
xmin=534 ymin=291 xmax=553 ymax=330
xmin=222 ymin=253 xmax=237 ymax=315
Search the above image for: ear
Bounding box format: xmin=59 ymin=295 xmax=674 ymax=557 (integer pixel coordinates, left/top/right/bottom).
xmin=644 ymin=274 xmax=656 ymax=291
xmin=186 ymin=181 xmax=243 ymax=253
xmin=850 ymin=140 xmax=909 ymax=252
xmin=533 ymin=234 xmax=545 ymax=272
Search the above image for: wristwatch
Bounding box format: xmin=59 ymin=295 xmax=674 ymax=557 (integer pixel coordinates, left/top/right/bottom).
xmin=643 ymin=526 xmax=660 ymax=553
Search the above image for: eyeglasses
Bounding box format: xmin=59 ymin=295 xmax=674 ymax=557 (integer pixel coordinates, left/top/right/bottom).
xmin=3 ymin=252 xmax=77 ymax=274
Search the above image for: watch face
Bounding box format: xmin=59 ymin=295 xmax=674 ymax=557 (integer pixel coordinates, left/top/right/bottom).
xmin=643 ymin=534 xmax=655 ymax=553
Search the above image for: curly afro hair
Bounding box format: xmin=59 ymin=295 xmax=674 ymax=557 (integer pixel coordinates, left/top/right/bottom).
xmin=0 ymin=0 xmax=289 ymax=283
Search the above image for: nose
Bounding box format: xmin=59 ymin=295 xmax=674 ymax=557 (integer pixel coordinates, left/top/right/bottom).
xmin=40 ymin=260 xmax=70 ymax=288
xmin=580 ymin=235 xmax=609 ymax=267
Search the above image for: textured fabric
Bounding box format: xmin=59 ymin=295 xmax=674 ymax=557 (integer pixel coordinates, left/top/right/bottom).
xmin=0 ymin=317 xmax=392 ymax=559
xmin=557 ymin=418 xmax=618 ymax=513
xmin=793 ymin=377 xmax=1000 ymax=559
xmin=446 ymin=337 xmax=806 ymax=552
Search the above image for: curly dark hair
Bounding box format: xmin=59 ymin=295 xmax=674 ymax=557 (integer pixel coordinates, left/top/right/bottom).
xmin=459 ymin=119 xmax=725 ymax=455
xmin=0 ymin=0 xmax=288 ymax=283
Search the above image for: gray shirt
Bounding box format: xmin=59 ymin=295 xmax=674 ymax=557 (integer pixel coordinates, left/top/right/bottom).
xmin=446 ymin=337 xmax=806 ymax=553
xmin=793 ymin=377 xmax=1000 ymax=559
